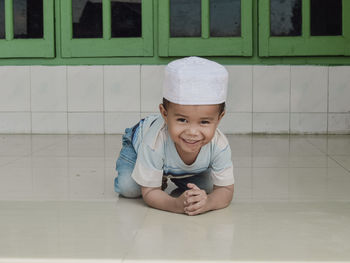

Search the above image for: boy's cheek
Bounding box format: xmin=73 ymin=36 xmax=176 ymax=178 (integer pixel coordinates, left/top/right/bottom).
xmin=168 ymin=124 xmax=183 ymax=136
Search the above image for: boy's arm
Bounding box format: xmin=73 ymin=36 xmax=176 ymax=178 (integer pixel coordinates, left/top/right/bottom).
xmin=207 ymin=184 xmax=234 ymax=210
xmin=141 ymin=184 xmax=234 ymax=215
xmin=141 ymin=186 xmax=186 ymax=214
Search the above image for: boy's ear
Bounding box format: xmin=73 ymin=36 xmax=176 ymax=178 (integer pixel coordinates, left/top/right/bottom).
xmin=159 ymin=104 xmax=168 ymax=122
xmin=218 ymin=110 xmax=225 ymax=121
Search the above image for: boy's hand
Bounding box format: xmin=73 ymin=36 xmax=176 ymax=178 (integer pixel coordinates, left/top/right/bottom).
xmin=183 ymin=183 xmax=209 ymax=216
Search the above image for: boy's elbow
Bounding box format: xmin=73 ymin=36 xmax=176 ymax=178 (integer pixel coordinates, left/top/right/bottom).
xmin=212 ymin=184 xmax=234 ymax=208
xmin=228 ymin=184 xmax=234 ymax=199
xmin=223 ymin=184 xmax=234 ymax=206
xmin=215 ymin=184 xmax=234 ymax=195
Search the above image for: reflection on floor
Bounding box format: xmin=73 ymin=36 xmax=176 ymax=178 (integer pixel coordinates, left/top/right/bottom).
xmin=0 ymin=134 xmax=350 ymax=262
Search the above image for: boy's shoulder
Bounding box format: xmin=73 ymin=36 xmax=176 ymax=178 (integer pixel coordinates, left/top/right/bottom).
xmin=212 ymin=128 xmax=230 ymax=150
xmin=142 ymin=114 xmax=167 ymax=151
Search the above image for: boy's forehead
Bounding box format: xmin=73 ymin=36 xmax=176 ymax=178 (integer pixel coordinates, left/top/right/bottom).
xmin=169 ymin=103 xmax=220 ymax=115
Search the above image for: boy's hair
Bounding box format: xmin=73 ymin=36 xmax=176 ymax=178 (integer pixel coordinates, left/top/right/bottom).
xmin=162 ymin=98 xmax=225 ymax=116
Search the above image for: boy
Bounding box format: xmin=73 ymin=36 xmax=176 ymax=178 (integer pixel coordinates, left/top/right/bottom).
xmin=115 ymin=57 xmax=234 ymax=216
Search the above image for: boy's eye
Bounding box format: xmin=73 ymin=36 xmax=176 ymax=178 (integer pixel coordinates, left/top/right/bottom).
xmin=177 ymin=118 xmax=187 ymax=123
xmin=201 ymin=120 xmax=210 ymax=125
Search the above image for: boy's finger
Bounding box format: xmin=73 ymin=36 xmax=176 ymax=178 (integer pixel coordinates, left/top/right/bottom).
xmin=187 ymin=183 xmax=200 ymax=190
xmin=185 ymin=189 xmax=202 ymax=197
xmin=185 ymin=200 xmax=204 ymax=213
xmin=185 ymin=194 xmax=203 ymax=204
xmin=186 ymin=208 xmax=202 ymax=216
xmin=186 ymin=208 xmax=203 ymax=216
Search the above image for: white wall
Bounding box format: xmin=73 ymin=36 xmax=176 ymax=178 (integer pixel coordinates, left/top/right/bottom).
xmin=0 ymin=65 xmax=349 ymax=134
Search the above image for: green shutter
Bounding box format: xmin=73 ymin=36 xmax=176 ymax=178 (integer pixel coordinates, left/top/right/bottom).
xmin=60 ymin=0 xmax=153 ymax=58
xmin=259 ymin=0 xmax=350 ymax=57
xmin=0 ymin=0 xmax=54 ymax=58
xmin=158 ymin=0 xmax=253 ymax=57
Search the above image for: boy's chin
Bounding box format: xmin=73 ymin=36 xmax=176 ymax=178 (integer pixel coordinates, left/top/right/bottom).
xmin=180 ymin=143 xmax=202 ymax=153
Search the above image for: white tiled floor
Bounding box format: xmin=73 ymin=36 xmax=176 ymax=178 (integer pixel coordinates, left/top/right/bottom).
xmin=1 ymin=134 xmax=350 ymax=263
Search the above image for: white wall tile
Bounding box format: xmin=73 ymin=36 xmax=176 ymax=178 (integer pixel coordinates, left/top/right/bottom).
xmin=32 ymin=113 xmax=68 ymax=134
xmin=0 ymin=66 xmax=30 ymax=111
xmin=104 ymin=65 xmax=140 ymax=112
xmin=31 ymin=66 xmax=67 ymax=112
xmin=328 ymin=114 xmax=350 ymax=134
xmin=329 ymin=66 xmax=350 ymax=113
xmin=1 ymin=65 xmax=349 ymax=135
xmin=291 ymin=66 xmax=328 ymax=113
xmin=226 ymin=66 xmax=253 ymax=112
xmin=0 ymin=113 xmax=31 ymax=133
xmin=291 ymin=113 xmax=327 ymax=134
xmin=67 ymin=66 xmax=103 ymax=112
xmin=141 ymin=66 xmax=165 ymax=112
xmin=253 ymin=113 xmax=289 ymax=133
xmin=253 ymin=66 xmax=290 ymax=113
xmin=219 ymin=113 xmax=252 ymax=134
xmin=68 ymin=113 xmax=104 ymax=134
xmin=105 ymin=112 xmax=140 ymax=134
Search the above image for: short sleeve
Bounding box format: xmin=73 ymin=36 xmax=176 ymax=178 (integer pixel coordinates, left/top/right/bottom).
xmin=131 ymin=143 xmax=164 ymax=188
xmin=210 ymin=144 xmax=235 ymax=186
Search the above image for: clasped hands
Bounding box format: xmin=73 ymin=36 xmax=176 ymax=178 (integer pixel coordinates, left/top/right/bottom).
xmin=179 ymin=183 xmax=209 ymax=216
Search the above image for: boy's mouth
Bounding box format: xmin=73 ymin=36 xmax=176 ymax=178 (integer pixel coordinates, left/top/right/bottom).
xmin=182 ymin=138 xmax=201 ymax=145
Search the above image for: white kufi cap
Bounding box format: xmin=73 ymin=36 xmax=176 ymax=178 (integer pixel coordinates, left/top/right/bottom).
xmin=163 ymin=56 xmax=228 ymax=105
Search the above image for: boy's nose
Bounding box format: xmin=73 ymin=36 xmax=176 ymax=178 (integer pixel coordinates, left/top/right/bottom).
xmin=187 ymin=125 xmax=200 ymax=136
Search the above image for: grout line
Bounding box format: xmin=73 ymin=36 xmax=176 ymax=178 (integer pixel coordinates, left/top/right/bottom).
xmin=305 ymin=135 xmax=350 ymax=173
xmin=102 ymin=65 xmax=105 ymax=134
xmin=66 ymin=66 xmax=69 ymax=134
xmin=251 ymin=66 xmax=254 ymax=133
xmin=289 ymin=65 xmax=292 ymax=134
xmin=29 ymin=66 xmax=32 ymax=134
xmin=328 ymin=155 xmax=350 ymax=173
xmin=139 ymin=65 xmax=142 ymax=119
xmin=327 ymin=66 xmax=330 ymax=134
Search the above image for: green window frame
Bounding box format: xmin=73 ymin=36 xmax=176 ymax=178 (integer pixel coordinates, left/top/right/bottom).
xmin=60 ymin=0 xmax=153 ymax=58
xmin=0 ymin=0 xmax=54 ymax=58
xmin=158 ymin=0 xmax=252 ymax=57
xmin=259 ymin=0 xmax=350 ymax=56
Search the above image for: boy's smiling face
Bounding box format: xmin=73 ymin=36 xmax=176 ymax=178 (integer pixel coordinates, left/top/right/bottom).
xmin=159 ymin=102 xmax=225 ymax=164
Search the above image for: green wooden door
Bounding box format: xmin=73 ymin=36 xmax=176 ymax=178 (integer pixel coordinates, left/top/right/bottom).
xmin=60 ymin=0 xmax=153 ymax=57
xmin=159 ymin=0 xmax=253 ymax=57
xmin=0 ymin=0 xmax=54 ymax=58
xmin=259 ymin=0 xmax=350 ymax=56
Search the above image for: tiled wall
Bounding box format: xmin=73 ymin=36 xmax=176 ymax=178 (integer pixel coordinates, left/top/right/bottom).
xmin=0 ymin=65 xmax=349 ymax=134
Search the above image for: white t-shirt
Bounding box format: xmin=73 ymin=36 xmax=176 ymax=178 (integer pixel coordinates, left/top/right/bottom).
xmin=131 ymin=114 xmax=234 ymax=188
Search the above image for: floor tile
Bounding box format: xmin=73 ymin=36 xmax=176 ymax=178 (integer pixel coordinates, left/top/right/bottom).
xmin=330 ymin=155 xmax=350 ymax=171
xmin=0 ymin=199 xmax=148 ymax=261
xmin=125 ymin=202 xmax=350 ymax=262
xmin=0 ymin=134 xmax=350 ymax=262
xmin=0 ymin=135 xmax=32 ymax=157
